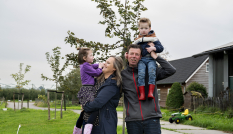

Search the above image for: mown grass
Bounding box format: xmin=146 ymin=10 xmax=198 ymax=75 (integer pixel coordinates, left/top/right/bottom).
xmin=35 ymin=102 xmax=124 ymax=111
xmin=0 ymin=104 xmax=126 ymax=134
xmin=160 ymin=107 xmax=233 ymax=132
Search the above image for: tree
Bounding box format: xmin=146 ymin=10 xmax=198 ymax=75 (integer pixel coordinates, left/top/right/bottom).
xmin=10 ymin=63 xmax=31 ymax=92
xmin=166 ymin=82 xmax=184 ymax=109
xmin=59 ymin=68 xmax=82 ymax=101
xmin=65 ymin=0 xmax=148 ymax=66
xmin=187 ymin=82 xmax=208 ymax=98
xmin=38 ymin=86 xmax=45 ymax=90
xmin=41 ymin=46 xmax=69 ymax=119
xmin=41 ymin=47 xmax=69 ymax=91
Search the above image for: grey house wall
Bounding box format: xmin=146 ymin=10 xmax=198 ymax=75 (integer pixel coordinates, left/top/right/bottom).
xmin=208 ymin=55 xmax=214 ymax=97
xmin=186 ymin=60 xmax=209 ymax=93
xmin=209 ymin=51 xmax=230 ymax=97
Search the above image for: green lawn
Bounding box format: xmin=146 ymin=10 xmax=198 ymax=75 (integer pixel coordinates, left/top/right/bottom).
xmin=0 ymin=104 xmax=126 ymax=134
xmin=160 ymin=107 xmax=233 ymax=132
xmin=35 ymin=102 xmax=124 ymax=111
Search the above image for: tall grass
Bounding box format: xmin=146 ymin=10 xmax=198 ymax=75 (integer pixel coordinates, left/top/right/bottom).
xmin=161 ymin=107 xmax=233 ymax=132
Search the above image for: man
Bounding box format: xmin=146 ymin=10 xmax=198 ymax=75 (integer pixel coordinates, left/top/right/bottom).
xmin=121 ymin=44 xmax=176 ymax=134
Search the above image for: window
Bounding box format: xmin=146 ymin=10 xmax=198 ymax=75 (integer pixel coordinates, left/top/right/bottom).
xmin=167 ymin=88 xmax=170 ymax=95
xmin=206 ymin=63 xmax=209 ymax=72
xmin=157 ymin=89 xmax=160 ymax=100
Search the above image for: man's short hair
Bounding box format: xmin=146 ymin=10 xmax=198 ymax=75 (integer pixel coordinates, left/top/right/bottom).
xmin=127 ymin=44 xmax=142 ymax=53
xmin=138 ymin=17 xmax=151 ymax=28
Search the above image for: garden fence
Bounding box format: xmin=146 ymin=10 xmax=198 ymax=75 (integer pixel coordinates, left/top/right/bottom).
xmin=191 ymin=90 xmax=233 ymax=111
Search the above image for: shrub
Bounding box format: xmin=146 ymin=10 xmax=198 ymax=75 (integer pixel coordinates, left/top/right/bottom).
xmin=166 ymin=82 xmax=184 ymax=109
xmin=225 ymin=107 xmax=233 ymax=118
xmin=186 ymin=82 xmax=208 ymax=98
xmin=35 ymin=101 xmax=48 ymax=107
xmin=20 ymin=107 xmax=29 ymax=112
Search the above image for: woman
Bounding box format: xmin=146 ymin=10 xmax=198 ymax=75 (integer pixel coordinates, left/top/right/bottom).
xmin=82 ymin=56 xmax=123 ymax=134
xmin=83 ymin=56 xmax=123 ymax=134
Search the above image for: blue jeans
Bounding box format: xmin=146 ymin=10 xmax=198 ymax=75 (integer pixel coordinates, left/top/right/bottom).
xmin=138 ymin=56 xmax=156 ymax=86
xmin=126 ymin=118 xmax=161 ymax=134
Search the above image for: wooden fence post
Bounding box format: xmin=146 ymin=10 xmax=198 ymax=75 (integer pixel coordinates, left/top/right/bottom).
xmin=47 ymin=91 xmax=50 ymax=120
xmin=60 ymin=92 xmax=64 ymax=119
xmin=13 ymin=94 xmax=15 ymax=111
xmin=64 ymin=94 xmax=66 ymax=111
xmin=55 ymin=92 xmax=57 ymax=119
xmin=194 ymin=97 xmax=196 ymax=113
xmin=18 ymin=94 xmax=19 ymax=109
xmin=21 ymin=94 xmax=24 ymax=109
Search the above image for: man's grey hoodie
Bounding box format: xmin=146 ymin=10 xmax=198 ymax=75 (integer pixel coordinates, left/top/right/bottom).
xmin=121 ymin=56 xmax=176 ymax=121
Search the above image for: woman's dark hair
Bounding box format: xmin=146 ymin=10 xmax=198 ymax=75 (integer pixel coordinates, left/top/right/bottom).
xmin=77 ymin=47 xmax=91 ymax=64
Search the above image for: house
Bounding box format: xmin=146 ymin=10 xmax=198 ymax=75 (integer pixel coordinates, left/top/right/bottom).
xmin=193 ymin=41 xmax=233 ymax=97
xmin=157 ymin=55 xmax=209 ymax=107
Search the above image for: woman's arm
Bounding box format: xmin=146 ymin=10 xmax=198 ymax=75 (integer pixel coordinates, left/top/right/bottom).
xmin=84 ymin=86 xmax=118 ymax=113
xmin=156 ymin=56 xmax=176 ymax=81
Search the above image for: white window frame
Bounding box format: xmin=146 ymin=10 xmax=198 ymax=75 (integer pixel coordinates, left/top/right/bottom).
xmin=167 ymin=88 xmax=170 ymax=95
xmin=206 ymin=63 xmax=209 ymax=72
xmin=157 ymin=89 xmax=160 ymax=100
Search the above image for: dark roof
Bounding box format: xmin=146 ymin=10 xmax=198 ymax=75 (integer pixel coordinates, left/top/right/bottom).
xmin=157 ymin=55 xmax=208 ymax=84
xmin=193 ymin=41 xmax=233 ymax=57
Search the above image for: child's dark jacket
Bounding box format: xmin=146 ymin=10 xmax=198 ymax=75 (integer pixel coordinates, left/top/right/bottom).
xmin=133 ymin=30 xmax=164 ymax=57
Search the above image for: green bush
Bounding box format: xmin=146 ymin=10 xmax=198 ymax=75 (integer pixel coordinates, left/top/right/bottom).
xmin=166 ymin=82 xmax=184 ymax=109
xmin=225 ymin=107 xmax=233 ymax=118
xmin=186 ymin=82 xmax=208 ymax=98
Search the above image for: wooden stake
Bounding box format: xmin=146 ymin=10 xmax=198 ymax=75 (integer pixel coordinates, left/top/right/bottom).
xmin=13 ymin=94 xmax=15 ymax=111
xmin=21 ymin=94 xmax=24 ymax=109
xmin=47 ymin=91 xmax=50 ymax=120
xmin=60 ymin=93 xmax=64 ymax=119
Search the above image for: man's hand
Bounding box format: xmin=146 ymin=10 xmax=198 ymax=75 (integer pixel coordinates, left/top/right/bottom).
xmin=125 ymin=52 xmax=128 ymax=59
xmin=148 ymin=42 xmax=154 ymax=47
xmin=150 ymin=51 xmax=158 ymax=59
xmin=146 ymin=42 xmax=157 ymax=53
xmin=146 ymin=46 xmax=157 ymax=53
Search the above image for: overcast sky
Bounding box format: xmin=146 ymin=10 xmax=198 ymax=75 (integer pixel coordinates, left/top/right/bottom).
xmin=1 ymin=0 xmax=233 ymax=89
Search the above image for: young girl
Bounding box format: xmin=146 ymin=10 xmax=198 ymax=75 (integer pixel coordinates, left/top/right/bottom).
xmin=73 ymin=47 xmax=104 ymax=134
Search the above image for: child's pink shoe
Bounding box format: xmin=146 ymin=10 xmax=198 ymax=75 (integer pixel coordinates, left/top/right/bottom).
xmin=73 ymin=126 xmax=82 ymax=134
xmin=83 ymin=124 xmax=93 ymax=134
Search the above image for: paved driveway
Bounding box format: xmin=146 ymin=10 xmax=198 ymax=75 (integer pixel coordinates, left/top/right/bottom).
xmin=6 ymin=102 xmax=230 ymax=134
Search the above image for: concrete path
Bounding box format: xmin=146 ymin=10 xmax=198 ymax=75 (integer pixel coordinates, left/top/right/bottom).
xmin=6 ymin=102 xmax=231 ymax=134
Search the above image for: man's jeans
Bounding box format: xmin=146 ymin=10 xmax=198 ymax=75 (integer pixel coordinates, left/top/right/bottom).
xmin=138 ymin=56 xmax=156 ymax=86
xmin=126 ymin=118 xmax=161 ymax=134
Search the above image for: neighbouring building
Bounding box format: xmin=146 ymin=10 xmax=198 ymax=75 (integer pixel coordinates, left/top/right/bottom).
xmin=157 ymin=55 xmax=209 ymax=107
xmin=193 ymin=41 xmax=233 ymax=97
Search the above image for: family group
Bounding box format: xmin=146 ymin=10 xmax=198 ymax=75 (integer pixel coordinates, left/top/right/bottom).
xmin=72 ymin=17 xmax=176 ymax=134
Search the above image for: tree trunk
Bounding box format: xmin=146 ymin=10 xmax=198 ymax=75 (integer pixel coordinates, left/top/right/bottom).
xmin=72 ymin=94 xmax=75 ymax=105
